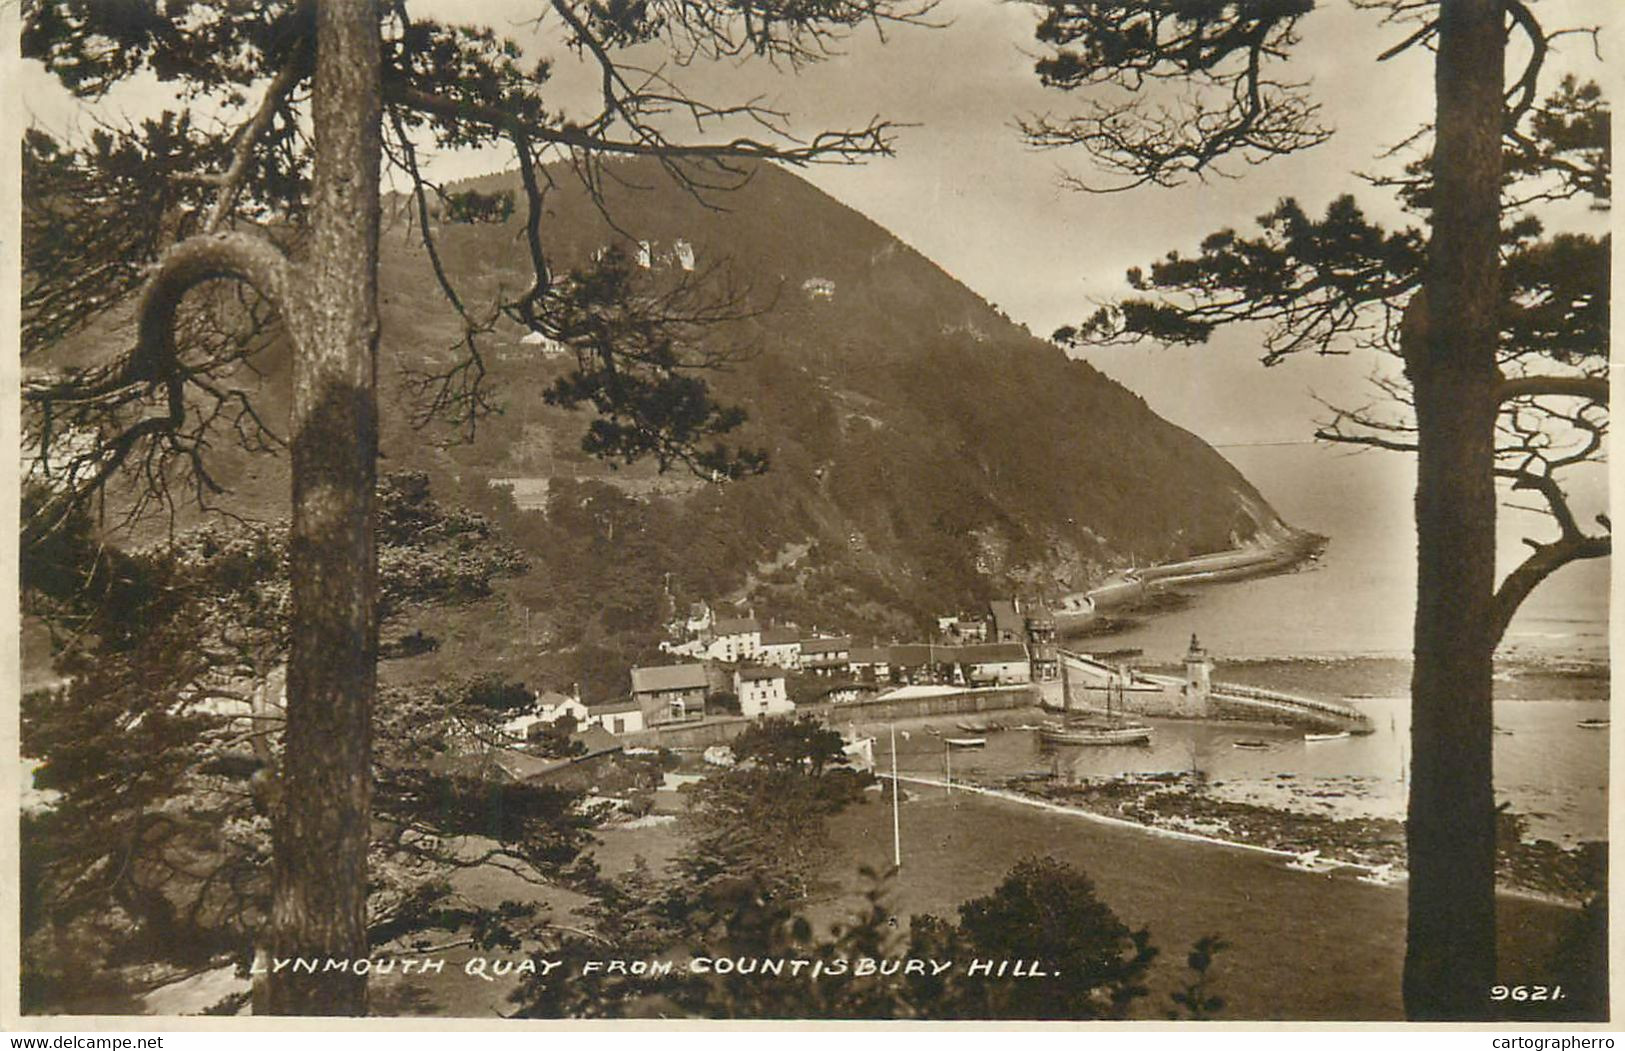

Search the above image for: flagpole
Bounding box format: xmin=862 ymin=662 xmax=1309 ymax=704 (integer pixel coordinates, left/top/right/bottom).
xmin=890 ymin=722 xmax=902 ymax=869
xmin=944 ymin=738 xmax=952 ymax=794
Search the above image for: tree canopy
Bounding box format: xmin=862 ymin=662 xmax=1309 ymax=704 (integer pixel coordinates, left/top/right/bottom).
xmin=1021 ymin=0 xmax=1609 ymax=1021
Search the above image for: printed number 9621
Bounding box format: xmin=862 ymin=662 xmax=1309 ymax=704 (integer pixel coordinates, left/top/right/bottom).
xmin=1490 ymin=985 xmax=1563 ymax=1002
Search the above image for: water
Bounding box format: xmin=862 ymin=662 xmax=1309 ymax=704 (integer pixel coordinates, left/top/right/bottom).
xmin=859 ymin=443 xmax=1611 ymax=845
xmin=860 ymin=696 xmax=1607 ymax=843
xmin=1090 ymin=444 xmax=1610 ymax=662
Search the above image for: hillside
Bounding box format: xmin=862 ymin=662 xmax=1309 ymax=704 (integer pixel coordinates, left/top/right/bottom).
xmin=385 ymin=160 xmax=1296 ymax=624
xmin=30 ymin=157 xmax=1302 ymax=672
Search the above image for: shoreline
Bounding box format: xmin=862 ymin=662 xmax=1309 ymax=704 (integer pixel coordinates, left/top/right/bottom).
xmin=882 ymin=771 xmax=1597 ymax=908
xmin=1056 ymin=526 xmax=1327 ymax=629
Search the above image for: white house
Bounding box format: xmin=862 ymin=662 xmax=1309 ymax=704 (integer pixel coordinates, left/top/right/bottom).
xmin=802 ymin=277 xmax=836 ymax=300
xmin=800 ymin=635 xmax=852 ymax=675
xmin=958 ymin=642 xmax=1032 ymax=686
xmin=848 ymin=646 xmax=891 ymax=682
xmin=518 ymin=331 xmax=569 ymax=356
xmin=707 ymin=616 xmax=761 ymax=662
xmin=536 ymin=689 xmax=590 ymax=725
xmin=590 ymin=699 xmax=646 ymax=735
xmin=734 ymin=666 xmax=792 ymax=719
xmin=758 ymin=625 xmax=802 ymax=669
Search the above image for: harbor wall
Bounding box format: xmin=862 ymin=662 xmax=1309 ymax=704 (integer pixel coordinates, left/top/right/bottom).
xmin=623 ymin=686 xmax=1038 ymax=748
xmin=816 ymin=685 xmax=1036 ymax=724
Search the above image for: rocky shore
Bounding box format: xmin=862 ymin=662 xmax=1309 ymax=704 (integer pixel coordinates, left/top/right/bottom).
xmin=991 ymin=771 xmax=1602 ymax=905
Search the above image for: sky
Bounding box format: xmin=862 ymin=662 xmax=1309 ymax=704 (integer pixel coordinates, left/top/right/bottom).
xmin=20 ymin=0 xmax=1608 ymax=446
xmin=13 ymin=0 xmax=1614 ymax=595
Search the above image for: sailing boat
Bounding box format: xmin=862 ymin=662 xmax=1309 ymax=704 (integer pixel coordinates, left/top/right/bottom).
xmin=1040 ymin=657 xmax=1153 ymax=746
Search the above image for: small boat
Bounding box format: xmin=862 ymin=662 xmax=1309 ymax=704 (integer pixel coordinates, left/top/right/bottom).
xmin=945 ymin=736 xmax=986 ymax=748
xmin=1577 ymin=718 xmax=1610 ymax=730
xmin=1232 ymin=739 xmax=1271 ymax=751
xmin=956 ymin=720 xmax=999 ymax=733
xmin=1039 ymin=723 xmax=1153 ymax=746
xmin=1493 ymin=726 xmax=1514 ymax=736
xmin=1304 ymin=731 xmax=1351 ymax=742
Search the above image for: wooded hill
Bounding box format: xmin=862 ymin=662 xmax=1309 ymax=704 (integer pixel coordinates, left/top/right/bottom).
xmin=36 ymin=157 xmax=1298 ymax=653
xmin=403 ymin=160 xmax=1295 ymax=628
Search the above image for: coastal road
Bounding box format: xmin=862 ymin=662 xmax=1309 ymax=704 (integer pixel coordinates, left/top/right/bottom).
xmin=823 ymin=788 xmax=1580 ymax=1021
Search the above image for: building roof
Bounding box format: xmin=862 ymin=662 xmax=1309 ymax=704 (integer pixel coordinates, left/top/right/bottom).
xmin=849 ymin=647 xmax=890 ymax=664
xmin=736 ymin=665 xmax=786 ymax=682
xmin=688 ymin=601 xmax=711 ymax=618
xmin=630 ymin=664 xmax=711 ymax=694
xmin=712 ymin=616 xmax=761 ymax=636
xmin=536 ymin=690 xmax=579 ymax=709
xmin=957 ymin=642 xmax=1030 ymax=664
xmin=888 ymin=643 xmax=947 ymax=667
xmin=760 ymin=626 xmax=801 ymax=646
xmin=428 ymin=746 xmax=568 ymax=783
xmin=988 ymin=600 xmax=1023 ymax=638
xmin=801 ymin=635 xmax=853 ymax=655
xmin=570 ymin=725 xmax=625 ymax=759
xmin=591 ymin=698 xmax=641 ymax=714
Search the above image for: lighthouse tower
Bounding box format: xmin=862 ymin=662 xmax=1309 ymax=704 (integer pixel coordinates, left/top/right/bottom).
xmin=1182 ymin=633 xmax=1213 ymax=716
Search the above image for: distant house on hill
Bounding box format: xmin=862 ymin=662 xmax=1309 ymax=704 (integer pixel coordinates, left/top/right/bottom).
xmin=630 ymin=663 xmax=709 ymax=725
xmin=734 ymin=666 xmax=792 ymax=719
xmin=801 ymin=277 xmax=835 ymax=300
xmin=800 ymin=635 xmax=852 ymax=675
xmin=707 ymin=617 xmax=761 ymax=662
xmin=517 ymin=330 xmax=569 ymax=357
xmin=685 ymin=601 xmax=713 ymax=637
xmin=758 ymin=625 xmax=802 ymax=668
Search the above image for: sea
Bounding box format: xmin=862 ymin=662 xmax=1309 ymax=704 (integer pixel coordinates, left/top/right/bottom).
xmin=1098 ymin=442 xmax=1610 ymax=663
xmin=876 ymin=443 xmax=1611 ymax=844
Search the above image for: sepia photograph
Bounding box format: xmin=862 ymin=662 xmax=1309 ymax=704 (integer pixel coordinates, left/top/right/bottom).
xmin=6 ymin=0 xmax=1614 ymax=1028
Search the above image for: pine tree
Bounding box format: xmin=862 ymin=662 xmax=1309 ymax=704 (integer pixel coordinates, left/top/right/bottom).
xmin=1023 ymin=0 xmax=1608 ymax=1020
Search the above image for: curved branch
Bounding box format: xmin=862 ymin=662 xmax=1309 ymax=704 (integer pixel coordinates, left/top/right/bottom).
xmin=131 ymin=231 xmax=293 ymax=383
xmin=1492 ymin=532 xmax=1610 ymax=644
xmin=1496 ymin=374 xmax=1609 ymax=405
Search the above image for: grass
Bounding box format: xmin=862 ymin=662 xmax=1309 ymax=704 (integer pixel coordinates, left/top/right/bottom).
xmin=815 ymin=789 xmax=1584 ymax=1021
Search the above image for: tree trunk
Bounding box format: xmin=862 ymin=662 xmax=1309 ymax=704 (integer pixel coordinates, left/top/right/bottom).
xmin=1402 ymin=0 xmax=1504 ymax=1021
xmin=267 ymin=0 xmax=382 ymax=1016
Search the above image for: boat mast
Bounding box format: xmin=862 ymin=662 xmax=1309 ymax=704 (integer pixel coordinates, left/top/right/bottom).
xmin=890 ymin=723 xmax=902 ymax=869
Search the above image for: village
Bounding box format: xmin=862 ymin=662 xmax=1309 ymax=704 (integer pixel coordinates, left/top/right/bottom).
xmin=497 ymin=596 xmax=1064 ymax=744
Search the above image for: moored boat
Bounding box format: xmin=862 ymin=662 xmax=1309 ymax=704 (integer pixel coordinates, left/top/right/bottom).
xmin=1232 ymin=739 xmax=1271 ymax=751
xmin=1304 ymin=731 xmax=1351 ymax=742
xmin=1039 ymin=722 xmax=1153 ymax=746
xmin=945 ymin=736 xmax=987 ymax=748
xmin=1577 ymin=718 xmax=1609 ymax=730
xmin=956 ymin=720 xmax=1003 ymax=733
